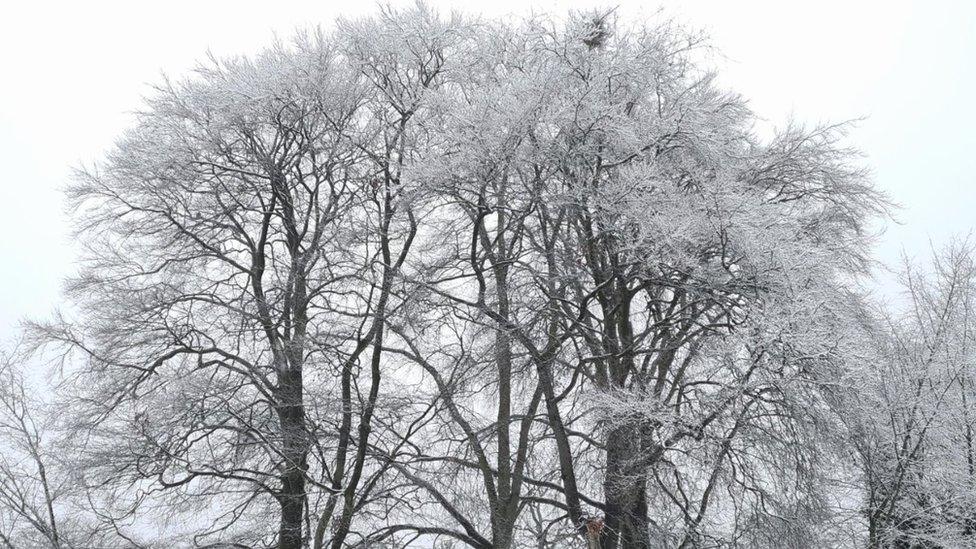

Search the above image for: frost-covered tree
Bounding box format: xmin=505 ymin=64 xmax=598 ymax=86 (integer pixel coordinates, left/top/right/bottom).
xmin=21 ymin=5 xmax=894 ymax=549
xmin=0 ymin=344 xmax=139 ymax=548
xmin=33 ymin=19 xmax=444 ymax=546
xmin=845 ymin=241 xmax=976 ymax=549
xmin=0 ymin=345 xmax=66 ymax=548
xmin=386 ymin=9 xmax=885 ymax=549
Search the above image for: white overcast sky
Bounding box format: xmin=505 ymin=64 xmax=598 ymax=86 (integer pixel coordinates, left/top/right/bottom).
xmin=1 ymin=0 xmax=973 ymax=341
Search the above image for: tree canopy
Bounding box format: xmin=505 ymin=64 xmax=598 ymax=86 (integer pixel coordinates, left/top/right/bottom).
xmin=4 ymin=5 xmax=973 ymax=549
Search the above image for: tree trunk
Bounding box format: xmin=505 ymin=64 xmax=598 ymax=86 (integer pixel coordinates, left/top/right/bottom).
xmin=277 ymin=367 xmax=308 ymax=549
xmin=601 ymin=424 xmax=650 ymax=549
xmin=534 ymin=355 xmax=586 ymax=529
xmin=493 ymin=240 xmax=515 ymax=549
xmin=492 ymin=521 xmax=515 ymax=549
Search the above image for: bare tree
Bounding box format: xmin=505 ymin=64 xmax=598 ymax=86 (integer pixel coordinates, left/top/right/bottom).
xmin=403 ymin=11 xmax=885 ymax=549
xmin=0 ymin=345 xmax=65 ymax=548
xmin=34 ymin=31 xmax=382 ymax=548
xmin=845 ymin=240 xmax=976 ymax=548
xmin=0 ymin=344 xmax=142 ymax=548
xmin=15 ymin=6 xmax=899 ymax=549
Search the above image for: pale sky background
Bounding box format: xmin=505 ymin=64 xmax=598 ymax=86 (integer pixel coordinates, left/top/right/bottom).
xmin=0 ymin=0 xmax=973 ymax=342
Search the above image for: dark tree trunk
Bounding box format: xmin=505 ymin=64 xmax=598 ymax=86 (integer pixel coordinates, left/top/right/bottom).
xmin=277 ymin=367 xmax=308 ymax=549
xmin=492 ymin=522 xmax=515 ymax=549
xmin=534 ymin=355 xmax=586 ymax=529
xmin=601 ymin=424 xmax=651 ymax=549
